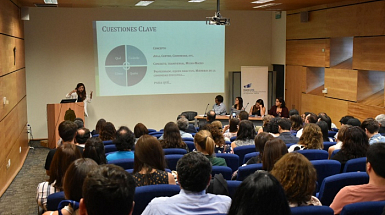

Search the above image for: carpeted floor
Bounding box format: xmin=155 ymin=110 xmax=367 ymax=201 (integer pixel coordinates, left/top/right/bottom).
xmin=0 ymin=141 xmax=49 ymax=215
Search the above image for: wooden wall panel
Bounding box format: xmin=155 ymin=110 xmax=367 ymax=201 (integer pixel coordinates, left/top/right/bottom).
xmin=1 ymin=70 xmax=19 ymax=120
xmin=330 ymin=37 xmax=353 ymax=67
xmin=286 ymin=10 xmax=328 ymax=40
xmin=0 ymin=35 xmax=15 ymax=76
xmin=357 ymin=70 xmax=385 ymax=101
xmin=16 ymin=38 xmax=25 ymax=69
xmin=304 ymin=67 xmax=325 ymax=93
xmin=348 ymin=102 xmax=385 ymax=122
xmin=324 ymin=68 xmax=358 ymax=101
xmin=353 ymin=36 xmax=385 ymax=71
xmin=285 ymin=65 xmax=305 ymax=112
xmin=286 ymin=39 xmax=330 ymax=67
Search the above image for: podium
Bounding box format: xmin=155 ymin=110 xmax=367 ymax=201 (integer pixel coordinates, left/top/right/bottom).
xmin=47 ymin=102 xmax=84 ymax=149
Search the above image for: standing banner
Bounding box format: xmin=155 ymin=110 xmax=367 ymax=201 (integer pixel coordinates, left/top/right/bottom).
xmin=241 ymin=66 xmax=268 ymax=115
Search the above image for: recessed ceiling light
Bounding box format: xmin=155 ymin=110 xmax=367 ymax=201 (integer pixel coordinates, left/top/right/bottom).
xmin=188 ymin=0 xmax=205 ymax=2
xmin=44 ymin=0 xmax=57 ymax=4
xmin=253 ymin=3 xmax=281 ymax=8
xmin=251 ymin=0 xmax=274 ymax=4
xmin=135 ymin=1 xmax=154 ymax=6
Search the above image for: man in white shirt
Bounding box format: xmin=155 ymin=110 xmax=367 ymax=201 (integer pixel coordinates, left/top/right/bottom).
xmin=213 ymin=95 xmax=227 ymax=115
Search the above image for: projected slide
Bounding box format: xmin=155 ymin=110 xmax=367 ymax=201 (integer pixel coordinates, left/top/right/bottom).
xmin=94 ymin=21 xmax=225 ymax=96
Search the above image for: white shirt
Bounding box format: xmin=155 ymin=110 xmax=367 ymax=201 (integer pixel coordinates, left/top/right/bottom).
xmin=66 ymin=92 xmax=91 ymax=116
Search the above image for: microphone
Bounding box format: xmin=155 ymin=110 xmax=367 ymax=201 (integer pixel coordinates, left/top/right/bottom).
xmin=244 ymin=102 xmax=249 ymax=111
xmin=203 ymin=103 xmax=210 ymax=117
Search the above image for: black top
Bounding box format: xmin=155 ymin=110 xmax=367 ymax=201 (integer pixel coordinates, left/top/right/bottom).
xmin=331 ymin=150 xmax=365 ymax=172
xmin=132 ymin=170 xmax=169 ymax=187
xmin=44 ymin=145 xmax=84 ymax=170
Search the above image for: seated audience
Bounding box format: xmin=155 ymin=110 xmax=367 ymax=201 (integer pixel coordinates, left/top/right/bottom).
xmin=277 ymin=118 xmax=299 ymax=143
xmin=74 ymin=118 xmax=84 ymax=129
xmin=43 ymin=158 xmax=98 ymax=215
xmin=271 ymin=153 xmax=321 ymax=207
xmin=132 ymin=135 xmax=176 ymax=187
xmin=176 ymin=116 xmax=194 ymax=138
xmin=231 ymin=120 xmax=256 ymax=150
xmin=268 ymin=97 xmax=289 ymax=118
xmin=106 ymin=126 xmax=135 ymax=162
xmin=375 ymin=114 xmax=385 ymax=133
xmin=289 ymin=123 xmax=323 ymax=152
xmin=331 ymin=126 xmax=369 ymax=172
xmin=160 ymin=122 xmax=188 ymax=150
xmin=245 ymin=132 xmax=274 ymax=165
xmin=330 ymin=143 xmax=385 ymax=214
xmin=238 ymin=110 xmax=249 ymax=121
xmin=328 ymin=125 xmax=350 ymax=158
xmin=317 ymin=120 xmax=334 ymax=142
xmin=91 ymin=118 xmax=106 ymax=136
xmin=296 ymin=112 xmax=318 ymax=138
xmin=258 ymin=115 xmax=273 ymax=134
xmin=267 ymin=117 xmax=280 ymax=137
xmin=289 ymin=109 xmax=299 ymax=117
xmin=339 ymin=115 xmax=355 ymax=126
xmin=361 ymin=118 xmax=385 ymax=144
xmin=83 ymin=137 xmax=107 ymax=165
xmin=75 ymin=127 xmax=91 ymax=147
xmin=228 ymin=171 xmax=291 ymax=215
xmin=134 ymin=122 xmax=149 ymax=143
xmin=37 ymin=144 xmax=82 ymax=210
xmin=262 ymin=139 xmax=288 ymax=171
xmin=199 ymin=110 xmax=216 ymax=130
xmin=178 ymin=114 xmax=197 ymax=134
xmin=194 ymin=130 xmax=227 ymax=166
xmin=346 ymin=118 xmax=361 ymax=127
xmin=79 ymin=164 xmax=136 ymax=215
xmin=142 ymin=152 xmax=231 ymax=214
xmin=290 ymin=114 xmax=303 ymax=135
xmin=318 ymin=112 xmax=335 ymax=130
xmin=207 ymin=121 xmax=227 ymax=153
xmin=223 ymin=117 xmax=239 ymax=140
xmin=99 ymin=122 xmax=116 ymax=141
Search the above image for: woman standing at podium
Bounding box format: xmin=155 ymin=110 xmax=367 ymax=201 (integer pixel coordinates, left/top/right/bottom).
xmin=66 ymin=83 xmax=93 ymax=117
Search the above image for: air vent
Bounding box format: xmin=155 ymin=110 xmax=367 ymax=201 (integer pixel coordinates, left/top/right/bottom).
xmin=34 ymin=3 xmax=58 ymax=7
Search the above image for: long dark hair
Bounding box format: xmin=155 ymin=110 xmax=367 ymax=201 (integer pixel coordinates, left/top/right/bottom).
xmin=99 ymin=122 xmax=116 ymax=141
xmin=236 ymin=120 xmax=256 ymax=141
xmin=317 ymin=121 xmax=330 ymax=142
xmin=160 ymin=122 xmax=186 ymax=149
xmin=83 ymin=137 xmax=107 ymax=165
xmin=235 ymin=97 xmax=244 ymax=110
xmin=262 ymin=139 xmax=288 ymax=171
xmin=277 ymin=97 xmax=286 ymax=108
xmin=76 ymin=83 xmax=87 ymax=102
xmin=341 ymin=126 xmax=369 ymax=159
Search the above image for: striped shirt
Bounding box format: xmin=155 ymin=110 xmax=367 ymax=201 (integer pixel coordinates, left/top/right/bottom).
xmin=36 ymin=181 xmax=60 ymax=211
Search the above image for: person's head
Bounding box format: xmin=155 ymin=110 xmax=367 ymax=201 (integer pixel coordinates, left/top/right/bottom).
xmin=346 ymin=118 xmax=361 ymax=127
xmin=177 ymin=117 xmax=189 ymax=132
xmin=256 ymin=99 xmax=264 ymax=107
xmin=305 ymin=112 xmax=318 ymax=124
xmin=318 ymin=113 xmax=332 ymax=130
xmin=298 ymin=123 xmax=323 ymax=149
xmin=341 ymin=126 xmax=369 ymax=158
xmin=74 ymin=119 xmax=84 ymax=129
xmin=316 ymin=120 xmax=330 ymax=142
xmin=134 ymin=135 xmax=166 ymax=174
xmin=162 ymin=122 xmax=185 ymax=149
xmin=277 ymin=118 xmax=291 ymax=132
xmin=361 ymin=118 xmax=380 ymax=135
xmin=289 ymin=109 xmax=299 ymax=117
xmin=133 ymin=123 xmax=149 ymax=138
xmin=207 ymin=110 xmax=216 ymax=122
xmin=80 ymin=164 xmax=135 ymax=215
xmin=271 ymin=153 xmax=317 ymax=205
xmin=238 ymin=111 xmax=249 ymax=121
xmin=76 ymin=83 xmax=85 ymax=93
xmin=208 ymin=122 xmax=225 ymax=147
xmin=236 ymin=120 xmax=256 ymax=141
xmin=290 ymin=114 xmax=303 ymax=131
xmin=215 ymin=95 xmax=224 ymax=105
xmin=59 ymin=120 xmax=78 ymax=142
xmin=262 ymin=139 xmax=288 ymax=171
xmin=176 ymin=152 xmax=212 ymax=192
xmin=194 ymin=130 xmax=215 ymax=155
xmin=235 ymin=97 xmax=244 ymax=109
xmin=76 ymin=127 xmax=91 ymax=144
xmin=229 ymin=118 xmax=240 ymax=133
xmin=99 ymin=122 xmax=116 ymax=141
xmin=336 ymin=124 xmax=351 ymax=143
xmin=95 ymin=119 xmax=106 ymax=134
xmin=83 ymin=137 xmax=107 ymax=165
xmin=366 ymin=143 xmax=385 ymax=179
xmin=375 ymin=114 xmax=385 ymax=128
xmin=262 ymin=115 xmax=273 ymax=129
xmin=114 ymin=126 xmax=135 ymax=151
xmin=339 ymin=115 xmax=354 ymax=125
xmin=228 ymin=171 xmax=291 ymax=215
xmin=275 ymin=97 xmax=285 ymax=108
xmin=267 ymin=117 xmax=280 ymax=134
xmin=49 ymin=144 xmax=82 ymax=189
xmin=63 ymin=158 xmax=98 ymax=202
xmin=255 ymin=132 xmax=274 ymax=153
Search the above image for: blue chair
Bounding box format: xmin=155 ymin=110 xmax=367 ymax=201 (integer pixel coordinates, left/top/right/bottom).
xmin=147 ymin=128 xmax=157 ymax=133
xmin=133 ymin=184 xmax=180 ymax=215
xmin=163 ymin=148 xmax=187 ymax=155
xmin=185 ymin=141 xmax=195 ymax=152
xmin=286 ymin=143 xmax=295 ymax=148
xmin=331 ymin=149 xmax=340 ymax=158
xmin=212 ymin=166 xmax=232 ymax=180
xmin=108 ymin=158 xmax=134 ymax=170
xmin=323 ymin=142 xmax=336 ymax=151
xmin=215 ymin=153 xmax=239 ymax=172
xmin=328 ymin=130 xmax=337 ymax=138
xmin=343 ymin=157 xmax=366 ymax=173
xmin=165 ymin=154 xmax=184 ymax=171
xmin=291 ymin=206 xmax=334 ymax=215
xmin=317 ymin=172 xmax=369 ymax=206
xmin=149 ymin=132 xmax=163 ymax=139
xmin=127 ymin=168 xmax=171 ymax=174
xmin=227 ymin=180 xmax=242 ymax=198
xmin=104 ymin=145 xmax=118 ymax=153
xmin=230 ymin=136 xmax=237 ymax=142
xmin=92 ymin=134 xmax=99 ymax=137
xmin=332 ymin=128 xmax=339 ymax=132
xmin=182 ymin=137 xmax=194 ymax=142
xmin=311 ymin=160 xmax=341 ymax=192
xmin=102 ymin=140 xmax=114 ymax=145
xmin=225 ymin=140 xmax=231 ymax=145
xmin=243 ymin=152 xmax=259 ymax=164
xmin=340 ymin=201 xmax=385 ymax=215
xmin=237 ymin=163 xmax=263 ymax=181
xmin=296 ymin=150 xmax=328 ymax=160
xmin=233 ymin=145 xmax=256 ymax=166
xmin=46 ymin=191 xmax=65 ymax=211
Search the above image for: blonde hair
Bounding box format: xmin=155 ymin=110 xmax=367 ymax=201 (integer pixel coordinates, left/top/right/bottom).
xmin=194 ymin=130 xmax=215 ymax=156
xmin=299 ymin=124 xmax=323 ymax=149
xmin=211 ymin=120 xmax=223 ymax=130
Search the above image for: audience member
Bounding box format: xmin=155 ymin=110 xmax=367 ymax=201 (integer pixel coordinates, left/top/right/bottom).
xmin=296 ymin=112 xmax=318 ymax=138
xmin=318 ymin=112 xmax=333 ymax=130
xmin=213 ymin=95 xmax=227 ymax=115
xmin=206 ymin=121 xmax=227 ymax=152
xmin=317 ymin=120 xmax=333 ymax=142
xmin=106 ymin=126 xmax=135 ymax=162
xmin=79 ymin=164 xmax=136 ymax=215
xmin=346 ymin=118 xmax=361 ymax=127
xmin=74 ymin=118 xmax=84 ymax=129
xmin=238 ymin=110 xmax=249 ymax=121
xmin=339 ymin=115 xmax=355 ymax=126
xmin=375 ymin=114 xmax=385 ymax=133
xmin=228 ymin=171 xmax=291 ymax=215
xmin=245 ymin=132 xmax=274 ymax=165
xmin=178 ymin=114 xmax=197 ymax=134
xmin=132 ymin=135 xmax=176 ymax=187
xmin=289 ymin=123 xmax=323 ymax=152
xmin=328 ymin=125 xmax=351 ymax=158
xmin=142 ymin=152 xmax=231 ymax=214
xmin=75 ymin=127 xmax=91 ymax=146
xmin=289 ymin=109 xmax=299 ymax=117
xmin=160 ymin=122 xmax=188 ymax=150
xmin=267 ymin=117 xmax=280 ymax=137
xmin=133 ymin=123 xmax=149 ymax=143
xmin=277 ymin=118 xmax=299 ymax=143
xmin=200 ymin=110 xmax=216 ymax=130
xmin=223 ymin=117 xmax=239 ymax=140
xmin=290 ymin=114 xmax=303 ymax=135
xmin=194 ymin=130 xmax=227 ymax=166
xmin=330 ymin=143 xmax=385 ymax=214
xmin=361 ymin=118 xmax=385 ymax=144
xmin=176 ymin=116 xmax=194 ymax=138
xmin=99 ymin=122 xmax=116 ymax=141
xmin=262 ymin=139 xmax=288 ymax=171
xmin=91 ymin=118 xmax=106 ymax=136
xmin=258 ymin=115 xmax=273 ymax=133
xmin=271 ymin=153 xmax=321 ymax=207
xmin=231 ymin=120 xmax=256 ymax=149
xmin=83 ymin=137 xmax=107 ymax=165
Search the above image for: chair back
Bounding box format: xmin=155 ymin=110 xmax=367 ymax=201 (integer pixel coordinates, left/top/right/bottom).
xmin=227 ymin=180 xmax=242 ymax=198
xmin=340 ymin=201 xmax=385 ymax=215
xmin=163 ymin=148 xmax=187 ymax=155
xmin=46 ymin=191 xmax=65 ymax=211
xmin=311 ymin=160 xmax=341 ymax=192
xmin=343 ymin=157 xmax=367 ymax=173
xmin=291 ymin=206 xmax=334 ymax=215
xmin=149 ymin=132 xmax=163 ymax=139
xmin=108 ymin=158 xmax=134 ymax=170
xmin=212 ymin=166 xmax=233 ymax=180
xmin=243 ymin=152 xmax=259 ymax=164
xmin=104 ymin=145 xmax=118 ymax=153
xmin=133 ymin=184 xmax=180 ymax=215
xmin=286 ymin=143 xmax=295 ymax=148
xmin=237 ymin=163 xmax=263 ymax=181
xmin=147 ymin=128 xmax=157 ymax=133
xmin=181 ymin=111 xmax=198 ymax=121
xmin=297 ymin=149 xmax=328 ymax=160
xmin=230 ymin=136 xmax=237 ymax=142
xmin=182 ymin=137 xmax=194 ymax=142
xmin=331 ymin=149 xmax=340 ymax=158
xmin=233 ymin=145 xmax=256 ymax=166
xmin=323 ymin=142 xmax=336 ymax=151
xmin=215 ymin=153 xmax=239 ymax=172
xmin=317 ymin=172 xmax=369 ymax=206
xmin=184 ymin=141 xmax=195 ymax=152
xmin=328 ymin=130 xmax=337 ymax=138
xmin=102 ymin=140 xmax=114 ymax=145
xmin=165 ymin=154 xmax=184 ymax=171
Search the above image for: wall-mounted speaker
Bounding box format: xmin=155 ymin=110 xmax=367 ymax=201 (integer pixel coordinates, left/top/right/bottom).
xmin=21 ymin=7 xmax=29 ymax=21
xmin=300 ymin=11 xmax=308 ymax=23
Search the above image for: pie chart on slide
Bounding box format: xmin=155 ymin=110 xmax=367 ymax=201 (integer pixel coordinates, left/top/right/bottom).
xmin=105 ymin=45 xmax=147 ymax=86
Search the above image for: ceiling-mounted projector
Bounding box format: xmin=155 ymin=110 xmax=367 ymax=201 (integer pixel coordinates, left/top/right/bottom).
xmin=206 ymin=0 xmax=230 ymax=26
